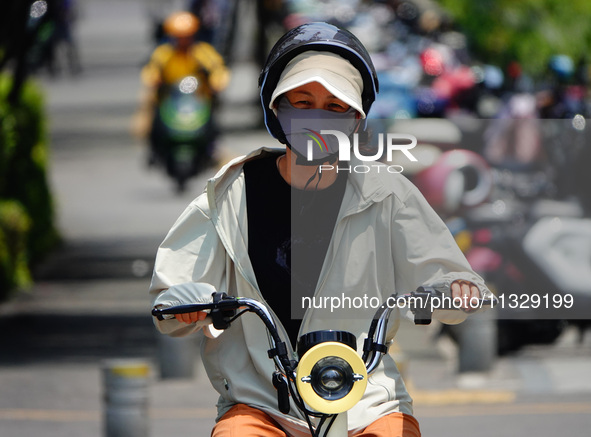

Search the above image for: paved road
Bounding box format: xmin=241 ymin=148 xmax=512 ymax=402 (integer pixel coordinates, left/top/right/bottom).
xmin=1 ymin=1 xmax=590 ymax=436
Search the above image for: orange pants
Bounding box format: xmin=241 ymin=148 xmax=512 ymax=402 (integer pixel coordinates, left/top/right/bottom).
xmin=211 ymin=404 xmax=421 ymax=437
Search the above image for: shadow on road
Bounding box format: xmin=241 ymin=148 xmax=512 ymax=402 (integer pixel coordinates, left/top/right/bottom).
xmin=0 ymin=313 xmax=156 ymax=365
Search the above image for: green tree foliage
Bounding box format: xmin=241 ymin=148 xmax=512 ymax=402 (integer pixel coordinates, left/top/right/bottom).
xmin=437 ymin=0 xmax=591 ymax=76
xmin=0 ymin=1 xmax=61 ymax=299
xmin=0 ymin=74 xmax=59 ymax=299
xmin=0 ymin=201 xmax=33 ymax=293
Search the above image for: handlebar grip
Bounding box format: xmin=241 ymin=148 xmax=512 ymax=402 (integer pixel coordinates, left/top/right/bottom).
xmin=151 ymin=293 xmax=242 ymax=321
xmin=152 ymin=303 xmax=219 ymax=320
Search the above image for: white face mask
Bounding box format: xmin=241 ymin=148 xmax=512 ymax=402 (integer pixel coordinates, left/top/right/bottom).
xmin=276 ymin=99 xmax=358 ymax=165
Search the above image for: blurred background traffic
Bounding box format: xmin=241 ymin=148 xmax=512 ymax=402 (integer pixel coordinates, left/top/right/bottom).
xmin=1 ymin=1 xmax=591 ymax=435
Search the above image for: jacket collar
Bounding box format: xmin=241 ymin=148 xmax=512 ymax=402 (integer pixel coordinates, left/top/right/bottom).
xmin=207 ymin=147 xmax=282 ymax=198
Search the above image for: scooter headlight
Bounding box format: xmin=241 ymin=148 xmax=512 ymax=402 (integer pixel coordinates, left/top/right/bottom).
xmin=179 ymin=76 xmax=199 ymax=94
xmin=296 ymin=332 xmax=367 ymax=414
xmin=309 ymin=356 xmax=355 ymax=400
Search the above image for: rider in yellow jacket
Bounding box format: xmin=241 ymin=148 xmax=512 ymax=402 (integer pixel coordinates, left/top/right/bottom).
xmin=133 ymin=11 xmax=230 ymax=139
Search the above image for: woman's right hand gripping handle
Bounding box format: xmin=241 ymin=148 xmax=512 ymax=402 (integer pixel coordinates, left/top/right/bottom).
xmin=152 ymin=283 xmax=242 ymax=338
xmin=174 ymin=310 xmax=208 ymax=324
xmin=151 ymin=282 xmax=220 ymax=335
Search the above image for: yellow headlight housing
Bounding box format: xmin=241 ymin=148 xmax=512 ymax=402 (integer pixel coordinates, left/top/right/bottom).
xmin=296 ymin=341 xmax=367 ymax=414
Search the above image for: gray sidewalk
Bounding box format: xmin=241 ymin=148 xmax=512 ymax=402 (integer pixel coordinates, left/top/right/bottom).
xmin=0 ymin=275 xmax=217 ymax=437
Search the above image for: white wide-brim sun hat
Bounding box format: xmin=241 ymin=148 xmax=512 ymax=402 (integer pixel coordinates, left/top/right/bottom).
xmin=269 ymin=51 xmax=366 ymax=118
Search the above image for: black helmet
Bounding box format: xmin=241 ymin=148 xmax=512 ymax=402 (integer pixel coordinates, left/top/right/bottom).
xmin=259 ymin=22 xmax=379 ymax=144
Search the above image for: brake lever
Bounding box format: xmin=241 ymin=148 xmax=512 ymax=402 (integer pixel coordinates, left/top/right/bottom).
xmin=411 ymin=287 xmax=498 ymax=324
xmin=210 ymin=292 xmax=239 ymax=330
xmin=410 ymin=287 xmax=439 ymax=325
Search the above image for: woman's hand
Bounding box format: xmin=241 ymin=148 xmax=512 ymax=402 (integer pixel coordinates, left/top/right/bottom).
xmin=451 ymin=280 xmax=481 ymax=312
xmin=174 ymin=311 xmax=208 ymax=324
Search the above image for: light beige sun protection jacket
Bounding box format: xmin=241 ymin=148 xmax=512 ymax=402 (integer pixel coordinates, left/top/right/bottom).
xmin=150 ymin=147 xmax=491 ymax=436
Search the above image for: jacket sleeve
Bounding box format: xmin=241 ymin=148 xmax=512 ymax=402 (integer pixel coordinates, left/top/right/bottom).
xmin=140 ymin=44 xmax=170 ymax=88
xmin=390 ymin=181 xmax=493 ymax=324
xmin=149 ymin=194 xmax=227 ymax=336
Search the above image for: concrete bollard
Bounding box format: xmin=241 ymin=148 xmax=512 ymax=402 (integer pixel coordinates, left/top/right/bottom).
xmin=103 ymin=359 xmax=150 ymax=437
xmin=157 ymin=334 xmax=198 ymax=379
xmin=456 ymin=308 xmax=497 ymax=373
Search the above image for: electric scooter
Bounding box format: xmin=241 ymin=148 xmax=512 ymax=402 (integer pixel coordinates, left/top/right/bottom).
xmin=153 ymin=287 xmax=495 ymax=437
xmin=150 ymin=75 xmax=216 ymax=193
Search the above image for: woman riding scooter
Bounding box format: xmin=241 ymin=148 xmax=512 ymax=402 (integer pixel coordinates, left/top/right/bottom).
xmin=150 ymin=22 xmax=491 ymax=437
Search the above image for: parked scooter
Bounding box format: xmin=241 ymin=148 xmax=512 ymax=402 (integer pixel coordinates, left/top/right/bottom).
xmin=149 ymin=75 xmax=216 ymax=193
xmin=413 ymin=147 xmax=591 ymax=354
xmin=153 ymin=287 xmax=495 ymax=437
xmin=461 ymin=172 xmax=591 ymax=353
